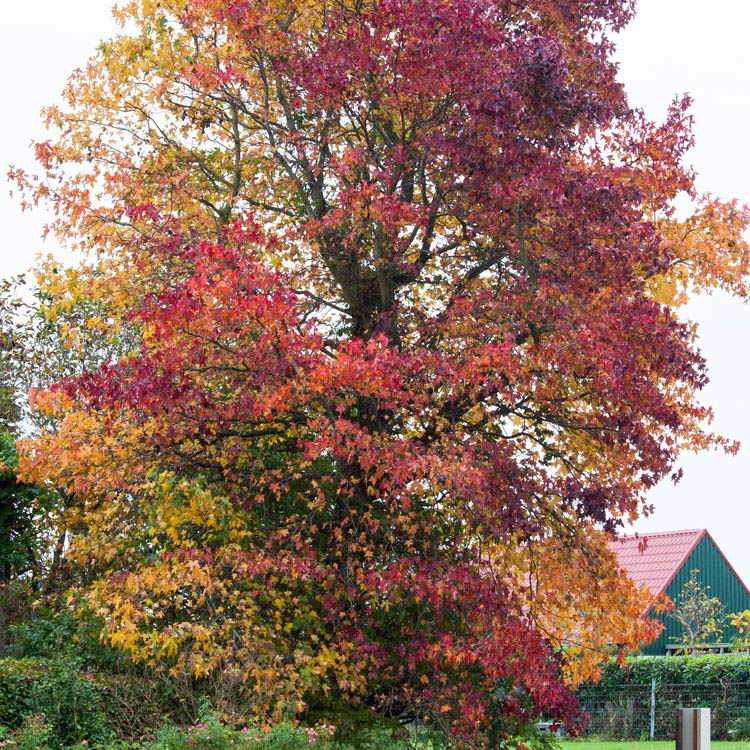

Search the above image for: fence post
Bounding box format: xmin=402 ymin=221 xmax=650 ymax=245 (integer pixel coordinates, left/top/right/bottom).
xmin=650 ymin=678 xmax=656 ymax=741
xmin=676 ymin=708 xmax=711 ymax=750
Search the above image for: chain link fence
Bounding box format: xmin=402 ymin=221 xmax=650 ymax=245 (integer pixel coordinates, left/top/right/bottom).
xmin=576 ymin=682 xmax=750 ymax=740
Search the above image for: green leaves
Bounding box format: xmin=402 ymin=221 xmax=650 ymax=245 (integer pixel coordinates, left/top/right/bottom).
xmin=0 ymin=430 xmax=56 ymax=584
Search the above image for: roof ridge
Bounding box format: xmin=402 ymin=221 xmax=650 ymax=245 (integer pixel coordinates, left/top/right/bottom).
xmin=615 ymin=528 xmax=705 ymax=540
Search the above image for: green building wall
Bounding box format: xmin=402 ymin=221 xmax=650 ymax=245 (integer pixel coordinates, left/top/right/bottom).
xmin=641 ymin=534 xmax=750 ymax=656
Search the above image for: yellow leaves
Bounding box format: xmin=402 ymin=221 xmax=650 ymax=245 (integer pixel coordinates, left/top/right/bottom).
xmin=161 ymin=635 xmax=180 ymax=660
xmin=730 ymin=609 xmax=750 ymax=633
xmin=648 ymin=197 xmax=750 ymax=307
xmin=647 ymin=275 xmax=679 ymax=307
xmin=68 ymin=484 xmax=365 ymax=721
xmin=462 ymin=402 xmax=485 ymax=427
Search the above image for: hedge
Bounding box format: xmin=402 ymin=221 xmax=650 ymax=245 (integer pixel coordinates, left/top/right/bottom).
xmin=576 ymin=655 xmax=750 ymax=740
xmin=598 ymin=653 xmax=750 ymax=686
xmin=0 ymin=657 xmax=185 ymax=747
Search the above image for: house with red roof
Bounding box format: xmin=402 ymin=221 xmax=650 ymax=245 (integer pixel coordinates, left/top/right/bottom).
xmin=609 ymin=529 xmax=750 ymax=655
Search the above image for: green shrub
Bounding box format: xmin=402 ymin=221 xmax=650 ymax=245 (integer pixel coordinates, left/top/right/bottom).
xmin=730 ymin=713 xmax=750 ymax=740
xmin=154 ymin=715 xmax=249 ymax=750
xmin=0 ymin=644 xmax=185 ymax=744
xmin=153 ymin=714 xmax=342 ymax=750
xmin=597 ymin=653 xmax=750 ymax=686
xmin=0 ymin=657 xmax=111 ymax=748
xmin=97 ymin=670 xmax=190 ymax=742
xmin=29 ymin=659 xmax=112 ymax=748
xmin=0 ymin=715 xmax=54 ymax=750
xmin=0 ymin=581 xmax=33 ymax=655
xmin=14 ymin=715 xmax=53 ymax=750
xmin=0 ymin=725 xmax=13 ymax=744
xmin=331 ymin=725 xmax=407 ymax=750
xmin=0 ymin=658 xmax=40 ymax=730
xmin=8 ymin=612 xmax=125 ymax=673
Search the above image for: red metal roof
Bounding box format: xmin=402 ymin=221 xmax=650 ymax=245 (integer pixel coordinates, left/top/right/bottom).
xmin=609 ymin=529 xmax=706 ymax=596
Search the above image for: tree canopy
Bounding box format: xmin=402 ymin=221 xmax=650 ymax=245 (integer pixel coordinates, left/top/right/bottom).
xmin=10 ymin=0 xmax=750 ymax=744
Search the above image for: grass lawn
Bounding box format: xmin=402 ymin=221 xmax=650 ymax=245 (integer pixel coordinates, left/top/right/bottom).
xmin=561 ymin=742 xmax=750 ymax=749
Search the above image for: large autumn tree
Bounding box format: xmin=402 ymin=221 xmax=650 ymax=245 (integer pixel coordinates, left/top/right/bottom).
xmin=12 ymin=0 xmax=749 ymax=743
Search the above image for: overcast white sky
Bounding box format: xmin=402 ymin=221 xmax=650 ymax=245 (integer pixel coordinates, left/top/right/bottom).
xmin=2 ymin=2 xmax=750 ymax=578
xmin=614 ymin=1 xmax=750 ymax=579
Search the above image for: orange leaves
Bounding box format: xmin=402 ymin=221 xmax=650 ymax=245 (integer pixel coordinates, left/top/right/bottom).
xmin=497 ymin=526 xmax=662 ymax=688
xmin=651 ymin=197 xmax=750 ymax=306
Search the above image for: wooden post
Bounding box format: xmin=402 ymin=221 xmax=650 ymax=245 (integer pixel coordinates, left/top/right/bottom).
xmin=676 ymin=708 xmax=710 ymax=750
